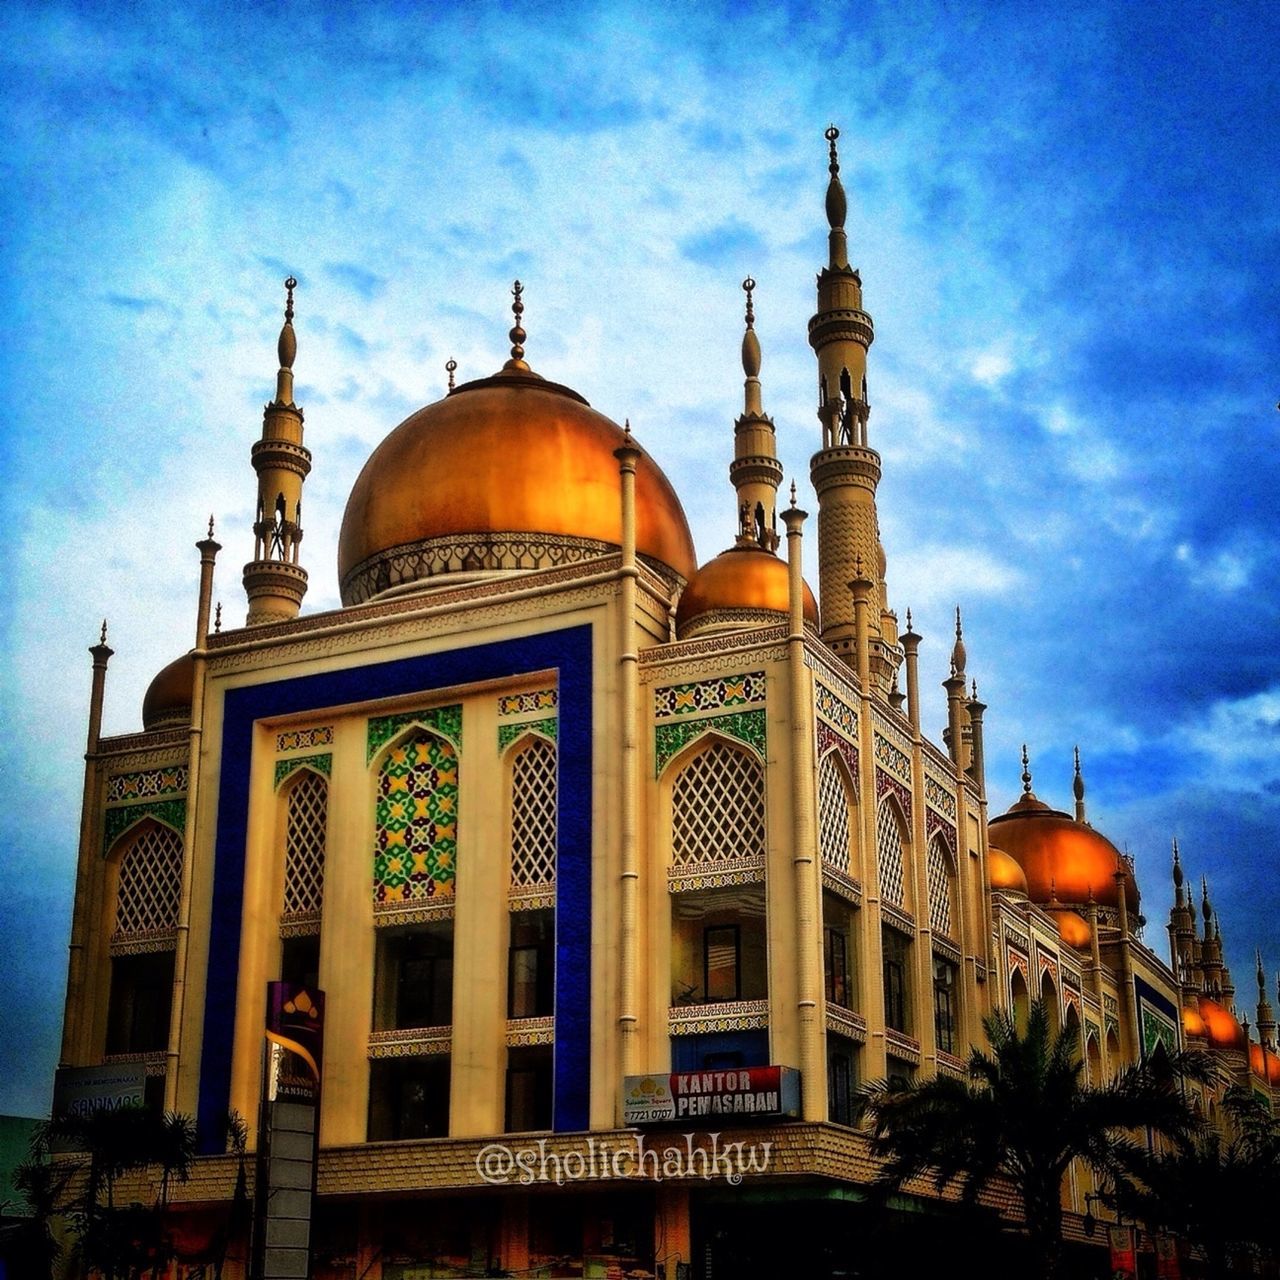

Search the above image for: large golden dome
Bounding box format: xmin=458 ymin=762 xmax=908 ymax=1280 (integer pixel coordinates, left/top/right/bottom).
xmin=1198 ymin=996 xmax=1246 ymax=1050
xmin=338 ymin=366 xmax=697 ymax=605
xmin=143 ymin=653 xmax=194 ymax=730
xmin=676 ymin=545 xmax=818 ymax=639
xmin=987 ymin=844 xmax=1028 ymax=895
xmin=988 ymin=790 xmax=1139 ymax=914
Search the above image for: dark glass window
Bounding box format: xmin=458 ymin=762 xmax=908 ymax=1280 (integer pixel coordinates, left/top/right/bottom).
xmin=368 ymin=1057 xmax=450 ymax=1141
xmin=505 ymin=1045 xmax=554 ymax=1132
xmin=934 ymin=957 xmax=958 ymax=1055
xmin=508 ymin=909 xmax=555 ymax=1018
xmin=106 ymin=951 xmax=174 ymax=1054
xmin=882 ymin=928 xmax=910 ymax=1035
xmin=375 ymin=923 xmax=453 ymax=1030
xmin=704 ymin=925 xmax=741 ymax=1001
xmin=827 ymin=1037 xmax=856 ymax=1125
xmin=824 ymin=926 xmax=850 ymax=1009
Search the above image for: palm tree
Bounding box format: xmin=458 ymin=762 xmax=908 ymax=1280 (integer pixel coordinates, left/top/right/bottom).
xmin=1111 ymin=1085 xmax=1280 ymax=1278
xmin=856 ymin=999 xmax=1207 ymax=1280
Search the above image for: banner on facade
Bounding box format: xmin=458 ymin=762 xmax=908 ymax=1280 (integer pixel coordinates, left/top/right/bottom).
xmin=265 ymin=981 xmax=325 ymax=1101
xmin=623 ymin=1067 xmax=800 ymax=1124
xmin=52 ymin=1062 xmax=147 ymax=1118
xmin=1155 ymin=1232 xmax=1181 ymax=1279
xmin=1108 ymin=1224 xmax=1137 ymax=1280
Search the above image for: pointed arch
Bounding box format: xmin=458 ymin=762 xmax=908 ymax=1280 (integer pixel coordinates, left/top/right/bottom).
xmin=281 ymin=767 xmax=327 ymax=919
xmin=508 ymin=733 xmax=557 ymax=888
xmin=669 ymin=736 xmax=765 ymax=867
xmin=373 ymin=727 xmax=459 ymax=906
xmin=1040 ymin=970 xmax=1061 ymax=1036
xmin=925 ymin=832 xmax=956 ymax=940
xmin=875 ymin=794 xmax=910 ymax=911
xmin=1010 ymin=968 xmax=1030 ymax=1034
xmin=111 ymin=819 xmax=183 ymax=945
xmin=818 ymin=749 xmax=856 ymax=877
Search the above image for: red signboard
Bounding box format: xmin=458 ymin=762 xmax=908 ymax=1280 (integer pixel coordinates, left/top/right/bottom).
xmin=623 ymin=1066 xmax=801 ymax=1124
xmin=1155 ymin=1233 xmax=1181 ymax=1279
xmin=1109 ymin=1224 xmax=1137 ymax=1280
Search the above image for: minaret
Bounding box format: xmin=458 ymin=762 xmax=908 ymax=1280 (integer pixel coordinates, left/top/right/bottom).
xmin=243 ymin=276 xmax=311 ymax=625
xmin=1254 ymin=950 xmax=1276 ymax=1051
xmin=1168 ymin=839 xmax=1197 ymax=988
xmin=808 ymin=126 xmax=897 ymax=691
xmin=729 ymin=277 xmax=782 ymax=551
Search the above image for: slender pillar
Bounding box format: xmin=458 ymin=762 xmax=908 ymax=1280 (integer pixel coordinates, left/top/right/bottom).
xmin=60 ymin=623 xmax=115 ymax=1063
xmin=615 ymin=436 xmax=642 ymax=1089
xmin=167 ymin=524 xmax=221 ymax=1108
xmin=784 ymin=499 xmax=823 ymax=1117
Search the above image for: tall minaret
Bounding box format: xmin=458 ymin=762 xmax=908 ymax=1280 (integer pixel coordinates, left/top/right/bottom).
xmin=243 ymin=277 xmax=311 ymax=625
xmin=729 ymin=277 xmax=783 ymax=551
xmin=808 ymin=126 xmax=898 ymax=690
xmin=1254 ymin=950 xmax=1276 ymax=1051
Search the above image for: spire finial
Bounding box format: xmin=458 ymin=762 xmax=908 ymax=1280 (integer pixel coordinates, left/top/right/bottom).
xmin=906 ymin=607 xmax=913 ymax=631
xmin=623 ymin=417 xmax=632 ymax=441
xmin=826 ymin=124 xmax=840 ymax=177
xmin=950 ymin=605 xmax=967 ymax=675
xmin=1073 ymin=745 xmax=1086 ymax=823
xmin=1258 ymin=948 xmax=1266 ymax=989
xmin=823 ymin=125 xmax=847 ymax=244
xmin=214 ymin=601 xmax=222 ymax=634
xmin=99 ymin=618 xmax=108 ymax=644
xmin=743 ymin=276 xmax=755 ymax=328
xmin=278 ymin=277 xmax=297 ymax=371
xmin=1021 ymin=744 xmax=1033 ymax=795
xmin=790 ymin=479 xmax=797 ymax=508
xmin=1172 ymin=837 xmax=1184 ymax=892
xmin=740 ymin=276 xmax=762 ymax=384
xmin=509 ymin=279 xmax=526 ymax=364
xmin=446 ymin=358 xmax=457 ymax=391
xmin=208 ymin=514 xmax=216 ymax=539
xmin=971 ymin=678 xmax=978 ymax=701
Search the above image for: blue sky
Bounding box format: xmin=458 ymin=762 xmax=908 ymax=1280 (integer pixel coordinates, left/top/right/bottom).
xmin=1 ymin=0 xmax=1277 ymax=1115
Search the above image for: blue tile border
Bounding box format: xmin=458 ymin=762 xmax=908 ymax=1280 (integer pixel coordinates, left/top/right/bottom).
xmin=197 ymin=625 xmax=593 ymax=1150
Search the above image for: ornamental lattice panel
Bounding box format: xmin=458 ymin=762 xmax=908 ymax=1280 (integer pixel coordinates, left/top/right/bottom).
xmin=511 ymin=737 xmax=557 ymax=886
xmin=671 ymin=742 xmax=766 ymax=865
xmin=926 ymin=835 xmax=953 ymax=939
xmin=283 ymin=771 xmax=327 ymax=916
xmin=114 ymin=824 xmax=183 ymax=938
xmin=374 ymin=732 xmax=459 ymax=905
xmin=875 ymin=800 xmax=908 ymax=909
xmin=818 ymin=754 xmax=852 ymax=874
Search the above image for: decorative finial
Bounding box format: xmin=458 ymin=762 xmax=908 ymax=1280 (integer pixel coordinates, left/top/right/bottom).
xmin=97 ymin=618 xmax=107 ymax=644
xmin=1258 ymin=948 xmax=1266 ymax=988
xmin=1172 ymin=838 xmax=1183 ymax=891
xmin=1021 ymin=744 xmax=1033 ymax=795
xmin=743 ymin=277 xmax=755 ymax=328
xmin=208 ymin=514 xmax=216 ymax=539
xmin=509 ymin=280 xmax=526 ymax=363
xmin=823 ymin=125 xmax=847 ymax=239
xmin=275 ymin=277 xmax=298 ymax=392
xmin=906 ymin=607 xmax=913 ymax=631
xmin=284 ymin=276 xmax=296 ymax=321
xmin=214 ymin=602 xmax=222 ymax=633
xmin=950 ymin=605 xmax=967 ymax=675
xmin=825 ymin=124 xmax=840 ymax=176
xmin=790 ymin=479 xmax=798 ymax=508
xmin=854 ymin=553 xmax=864 ymax=578
xmin=623 ymin=417 xmax=632 ymax=441
xmin=971 ymin=678 xmax=979 ymax=701
xmin=446 ymin=358 xmax=457 ymax=391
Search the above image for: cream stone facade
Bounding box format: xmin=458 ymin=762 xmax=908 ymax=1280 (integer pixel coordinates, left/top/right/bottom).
xmin=54 ymin=129 xmax=1278 ymax=1280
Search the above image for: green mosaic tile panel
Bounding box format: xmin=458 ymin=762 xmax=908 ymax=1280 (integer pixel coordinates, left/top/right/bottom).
xmin=499 ymin=717 xmax=558 ymax=754
xmin=654 ymin=671 xmax=765 ymax=719
xmin=104 ymin=799 xmax=187 ymax=855
xmin=655 ymin=708 xmax=766 ymax=776
xmin=1140 ymin=1006 xmax=1177 ymax=1059
xmin=374 ymin=733 xmax=459 ymax=905
xmin=367 ymin=704 xmax=462 ymax=763
xmin=874 ymin=733 xmax=912 ymax=783
xmin=274 ymin=753 xmax=332 ymax=789
xmin=815 ymin=684 xmax=857 ymax=735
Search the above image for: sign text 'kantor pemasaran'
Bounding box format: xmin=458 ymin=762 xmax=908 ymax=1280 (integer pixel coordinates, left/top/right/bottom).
xmin=622 ymin=1067 xmax=801 ymax=1124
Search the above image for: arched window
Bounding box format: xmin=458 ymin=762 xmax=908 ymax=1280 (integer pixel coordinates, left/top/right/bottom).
xmin=1010 ymin=969 xmax=1030 ymax=1034
xmin=1086 ymin=1031 xmax=1103 ymax=1085
xmin=925 ymin=835 xmax=955 ymax=939
xmin=374 ymin=731 xmax=459 ymax=905
xmin=283 ymin=770 xmax=327 ymax=919
xmin=875 ymin=799 xmax=909 ymax=910
xmin=510 ymin=736 xmax=557 ymax=887
xmin=818 ymin=753 xmax=853 ymax=875
xmin=114 ymin=823 xmax=183 ymax=943
xmin=1041 ymin=972 xmax=1060 ymax=1037
xmin=671 ymin=741 xmax=765 ymax=866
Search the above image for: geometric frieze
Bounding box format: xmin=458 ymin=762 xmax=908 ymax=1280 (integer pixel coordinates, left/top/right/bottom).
xmin=106 ymin=765 xmax=188 ymax=803
xmin=655 ymin=709 xmax=766 ymax=777
xmin=815 ymin=682 xmax=858 ymax=736
xmin=275 ymin=725 xmax=334 ymax=753
xmin=924 ymin=772 xmax=957 ymax=821
xmin=668 ymin=998 xmax=769 ymax=1036
xmin=274 ymin=753 xmax=332 ymax=790
xmin=498 ymin=688 xmax=558 ymax=717
xmin=874 ymin=733 xmax=912 ymax=785
xmin=654 ymin=671 xmax=765 ymax=719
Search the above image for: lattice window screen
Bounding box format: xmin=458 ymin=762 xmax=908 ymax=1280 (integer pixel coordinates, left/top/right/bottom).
xmin=284 ymin=771 xmax=327 ymax=915
xmin=511 ymin=737 xmax=557 ymax=886
xmin=818 ymin=754 xmax=852 ymax=874
xmin=114 ymin=824 xmax=183 ymax=938
xmin=875 ymin=801 xmax=908 ymax=908
xmin=671 ymin=742 xmax=766 ymax=865
xmin=927 ymin=836 xmax=953 ymax=938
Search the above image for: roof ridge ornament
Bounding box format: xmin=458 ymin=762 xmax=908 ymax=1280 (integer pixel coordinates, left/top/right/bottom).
xmin=506 ymin=279 xmax=528 ymax=369
xmin=1021 ymin=743 xmax=1033 ymax=795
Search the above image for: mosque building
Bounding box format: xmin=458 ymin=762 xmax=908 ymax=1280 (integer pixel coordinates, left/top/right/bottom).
xmin=54 ymin=128 xmax=1278 ymax=1278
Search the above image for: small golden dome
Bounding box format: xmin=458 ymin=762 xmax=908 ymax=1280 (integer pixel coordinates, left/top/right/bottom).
xmin=988 ymin=845 xmax=1028 ymax=895
xmin=143 ymin=653 xmax=194 ymax=730
xmin=1051 ymin=908 xmax=1092 ymax=949
xmin=675 ymin=546 xmax=818 ymax=639
xmin=988 ymin=800 xmax=1139 ymax=913
xmin=338 ymin=369 xmax=697 ymax=604
xmin=1198 ymin=996 xmax=1246 ymax=1050
xmin=1182 ymin=1004 xmax=1207 ymax=1039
